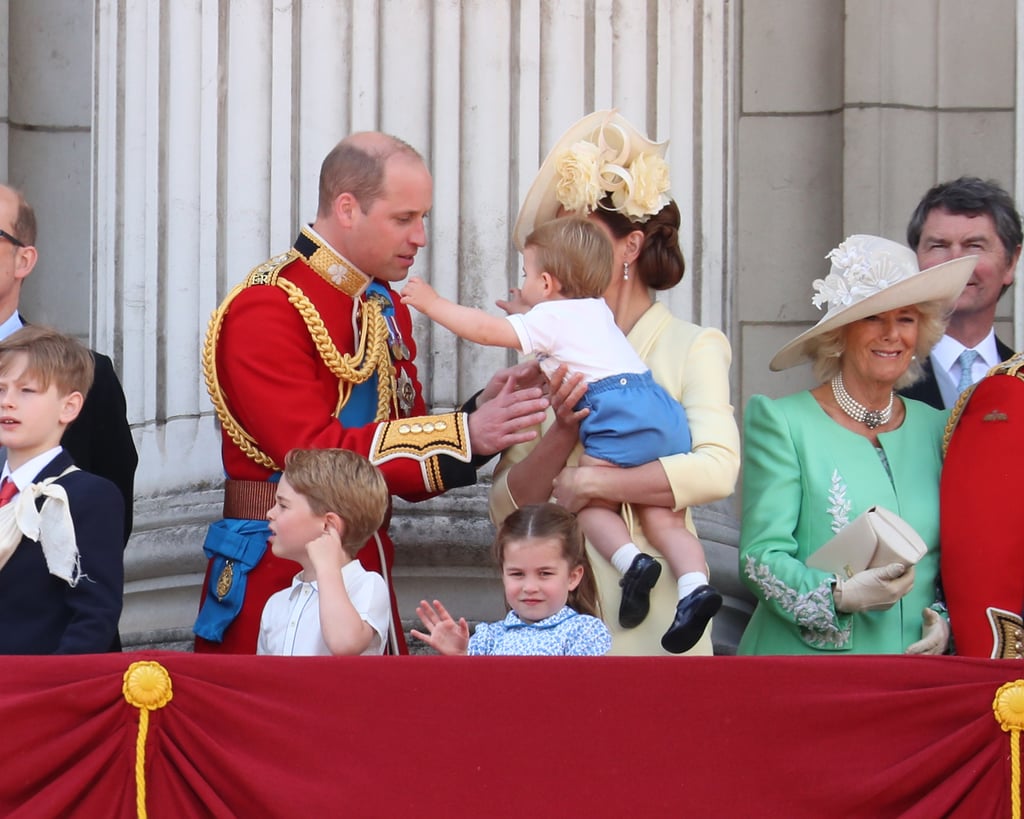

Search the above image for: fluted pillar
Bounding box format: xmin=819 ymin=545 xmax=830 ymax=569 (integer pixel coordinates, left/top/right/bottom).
xmin=81 ymin=0 xmax=739 ymax=647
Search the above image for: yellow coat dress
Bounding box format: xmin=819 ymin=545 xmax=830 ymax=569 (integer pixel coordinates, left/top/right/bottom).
xmin=490 ymin=302 xmax=740 ymax=655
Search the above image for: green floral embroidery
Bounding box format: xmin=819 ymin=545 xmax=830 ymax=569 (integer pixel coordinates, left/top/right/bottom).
xmin=826 ymin=469 xmax=851 ymax=534
xmin=744 ymin=557 xmax=852 ymax=649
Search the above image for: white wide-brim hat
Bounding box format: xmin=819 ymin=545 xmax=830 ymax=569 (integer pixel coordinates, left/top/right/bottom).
xmin=512 ymin=109 xmax=669 ymax=251
xmin=769 ymin=234 xmax=977 ymax=371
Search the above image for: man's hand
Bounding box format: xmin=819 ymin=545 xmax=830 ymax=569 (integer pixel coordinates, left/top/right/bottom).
xmin=467 ymin=373 xmax=548 ymax=456
xmin=495 ymin=287 xmax=531 ymax=315
xmin=411 ymin=599 xmax=470 ymax=655
xmin=400 ymin=276 xmax=439 ymax=314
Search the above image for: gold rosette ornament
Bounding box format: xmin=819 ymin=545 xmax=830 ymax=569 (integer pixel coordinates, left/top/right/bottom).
xmin=993 ymin=679 xmax=1024 ymax=819
xmin=123 ymin=661 xmax=174 ymax=819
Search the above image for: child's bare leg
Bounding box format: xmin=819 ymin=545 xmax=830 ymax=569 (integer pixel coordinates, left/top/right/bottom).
xmin=636 ymin=505 xmax=706 ymax=578
xmin=636 ymin=504 xmax=722 ymax=654
xmin=577 ymin=453 xmax=662 ymax=629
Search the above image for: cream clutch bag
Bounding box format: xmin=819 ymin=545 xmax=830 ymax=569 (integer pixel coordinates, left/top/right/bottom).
xmin=805 ymin=506 xmax=928 ymax=579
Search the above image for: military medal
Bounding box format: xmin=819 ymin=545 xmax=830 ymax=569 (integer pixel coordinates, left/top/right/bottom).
xmin=385 ymin=313 xmax=410 ymax=361
xmin=396 ymin=369 xmax=416 ymax=415
xmin=215 ymin=560 xmax=234 ymax=601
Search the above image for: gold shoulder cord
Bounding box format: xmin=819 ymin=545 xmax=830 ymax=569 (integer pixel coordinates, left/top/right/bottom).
xmin=203 ymin=253 xmax=398 ymax=471
xmin=942 ymin=354 xmax=1024 ymax=456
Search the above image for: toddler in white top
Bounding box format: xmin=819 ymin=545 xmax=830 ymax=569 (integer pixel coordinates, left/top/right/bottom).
xmin=257 ymin=448 xmax=391 ymax=656
xmin=402 ymin=216 xmax=721 ymax=654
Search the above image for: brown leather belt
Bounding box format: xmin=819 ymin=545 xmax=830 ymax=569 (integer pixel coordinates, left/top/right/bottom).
xmin=223 ymin=479 xmax=278 ymax=520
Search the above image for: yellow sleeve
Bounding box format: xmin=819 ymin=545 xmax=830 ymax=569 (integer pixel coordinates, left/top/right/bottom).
xmin=652 ymin=326 xmax=741 ymax=510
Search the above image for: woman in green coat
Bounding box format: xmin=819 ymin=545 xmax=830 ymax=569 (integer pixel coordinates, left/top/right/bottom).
xmin=738 ymin=235 xmax=975 ymax=655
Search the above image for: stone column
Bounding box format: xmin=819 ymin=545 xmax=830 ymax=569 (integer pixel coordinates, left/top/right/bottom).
xmin=83 ymin=0 xmax=739 ymax=649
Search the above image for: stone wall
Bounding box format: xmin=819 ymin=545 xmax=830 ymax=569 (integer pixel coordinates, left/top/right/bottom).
xmin=123 ymin=485 xmax=751 ymax=656
xmin=2 ymin=0 xmax=1020 ymax=656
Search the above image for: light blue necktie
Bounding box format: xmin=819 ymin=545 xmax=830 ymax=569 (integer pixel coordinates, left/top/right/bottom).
xmin=956 ymin=348 xmax=979 ymax=394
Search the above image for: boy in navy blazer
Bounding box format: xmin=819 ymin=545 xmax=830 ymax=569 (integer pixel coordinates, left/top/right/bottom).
xmin=0 ymin=326 xmax=124 ymax=653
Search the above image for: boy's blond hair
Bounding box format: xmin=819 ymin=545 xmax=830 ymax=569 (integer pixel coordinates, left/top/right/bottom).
xmin=283 ymin=448 xmax=389 ymax=558
xmin=0 ymin=325 xmax=94 ymax=396
xmin=524 ymin=216 xmax=613 ymax=298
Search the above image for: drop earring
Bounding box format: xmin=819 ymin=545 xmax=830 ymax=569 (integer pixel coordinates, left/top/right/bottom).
xmin=623 ymin=262 xmax=630 ymax=281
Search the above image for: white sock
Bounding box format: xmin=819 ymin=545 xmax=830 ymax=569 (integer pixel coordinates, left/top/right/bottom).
xmin=677 ymin=572 xmax=709 ymax=600
xmin=611 ymin=543 xmax=642 ymax=575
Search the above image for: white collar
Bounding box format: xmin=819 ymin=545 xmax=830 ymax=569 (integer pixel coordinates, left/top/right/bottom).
xmin=0 ymin=311 xmax=24 ymax=341
xmin=931 ymin=330 xmax=999 ymax=373
xmin=287 ymin=559 xmax=365 ymax=595
xmin=2 ymin=446 xmax=64 ymax=490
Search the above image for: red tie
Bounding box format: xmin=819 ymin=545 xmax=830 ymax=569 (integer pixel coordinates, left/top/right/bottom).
xmin=0 ymin=478 xmax=17 ymax=508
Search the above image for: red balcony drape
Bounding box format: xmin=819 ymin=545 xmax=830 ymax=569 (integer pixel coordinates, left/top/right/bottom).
xmin=0 ymin=653 xmax=1020 ymax=818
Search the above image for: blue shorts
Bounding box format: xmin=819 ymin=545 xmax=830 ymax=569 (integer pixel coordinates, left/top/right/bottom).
xmin=575 ymin=370 xmax=691 ymax=468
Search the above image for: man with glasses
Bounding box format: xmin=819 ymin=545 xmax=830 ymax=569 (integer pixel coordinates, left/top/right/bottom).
xmin=0 ymin=184 xmax=137 ymax=546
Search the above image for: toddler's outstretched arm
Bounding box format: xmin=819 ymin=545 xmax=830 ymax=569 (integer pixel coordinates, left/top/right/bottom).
xmin=401 ymin=277 xmax=522 ymax=350
xmin=411 ymin=598 xmax=470 ymax=655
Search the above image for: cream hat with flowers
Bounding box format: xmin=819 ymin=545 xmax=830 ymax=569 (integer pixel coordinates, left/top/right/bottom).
xmin=513 ymin=110 xmax=671 ymax=251
xmin=769 ymin=234 xmax=977 ymax=371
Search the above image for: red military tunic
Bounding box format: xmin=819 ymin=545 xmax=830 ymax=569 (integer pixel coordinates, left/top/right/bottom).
xmin=941 ymin=353 xmax=1024 ymax=658
xmin=195 ymin=226 xmax=478 ymax=653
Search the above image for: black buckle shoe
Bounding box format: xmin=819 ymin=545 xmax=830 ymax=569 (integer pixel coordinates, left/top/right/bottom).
xmin=661 ymin=585 xmax=722 ymax=654
xmin=618 ymin=554 xmax=662 ymax=628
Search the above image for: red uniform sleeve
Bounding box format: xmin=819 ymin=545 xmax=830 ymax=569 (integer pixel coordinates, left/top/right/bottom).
xmin=215 ymin=271 xmax=476 ymax=499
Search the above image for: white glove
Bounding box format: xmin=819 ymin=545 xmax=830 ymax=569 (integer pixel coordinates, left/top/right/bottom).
xmin=905 ymin=608 xmax=950 ymax=655
xmin=833 ymin=562 xmax=915 ymax=613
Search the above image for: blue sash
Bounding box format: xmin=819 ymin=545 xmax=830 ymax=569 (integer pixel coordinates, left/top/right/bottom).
xmin=195 ymin=285 xmax=396 ymax=641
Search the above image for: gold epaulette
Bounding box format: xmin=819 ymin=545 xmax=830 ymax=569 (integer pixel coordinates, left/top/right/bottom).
xmin=943 ymin=352 xmax=1024 ymax=455
xmin=244 ymin=250 xmax=298 ymax=287
xmin=370 ymin=412 xmax=470 ymax=465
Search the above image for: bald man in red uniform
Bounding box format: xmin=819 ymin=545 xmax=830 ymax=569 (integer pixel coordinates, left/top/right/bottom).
xmin=195 ymin=133 xmax=548 ymax=653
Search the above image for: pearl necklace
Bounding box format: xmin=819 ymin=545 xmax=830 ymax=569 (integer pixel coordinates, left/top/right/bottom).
xmin=830 ymin=373 xmax=893 ymax=430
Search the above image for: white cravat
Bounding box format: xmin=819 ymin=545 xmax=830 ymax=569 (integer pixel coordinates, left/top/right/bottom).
xmin=0 ymin=466 xmax=81 ymax=585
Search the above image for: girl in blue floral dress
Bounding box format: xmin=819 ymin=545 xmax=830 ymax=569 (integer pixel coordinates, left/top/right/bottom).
xmin=412 ymin=504 xmax=611 ymax=655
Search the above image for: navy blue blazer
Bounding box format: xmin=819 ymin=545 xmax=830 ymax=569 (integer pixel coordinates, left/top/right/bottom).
xmin=0 ymin=451 xmax=125 ymax=654
xmin=899 ymin=336 xmax=1016 ymax=410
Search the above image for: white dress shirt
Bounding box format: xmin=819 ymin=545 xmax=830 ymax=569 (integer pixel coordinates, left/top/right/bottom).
xmin=256 ymin=560 xmax=390 ymax=656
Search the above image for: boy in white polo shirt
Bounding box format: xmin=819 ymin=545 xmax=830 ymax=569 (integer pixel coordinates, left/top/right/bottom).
xmin=257 ymin=448 xmax=391 ymax=656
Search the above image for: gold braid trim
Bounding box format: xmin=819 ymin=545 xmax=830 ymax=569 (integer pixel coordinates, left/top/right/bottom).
xmin=942 ymin=381 xmax=976 ymax=457
xmin=203 ymin=252 xmax=398 ymax=471
xmin=204 ymin=275 xmax=282 ymax=471
xmin=274 ymin=279 xmax=397 ymax=422
xmin=943 ymin=352 xmax=1024 ymax=456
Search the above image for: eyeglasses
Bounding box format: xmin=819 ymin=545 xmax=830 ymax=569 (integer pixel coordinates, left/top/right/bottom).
xmin=0 ymin=229 xmax=24 ymax=248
